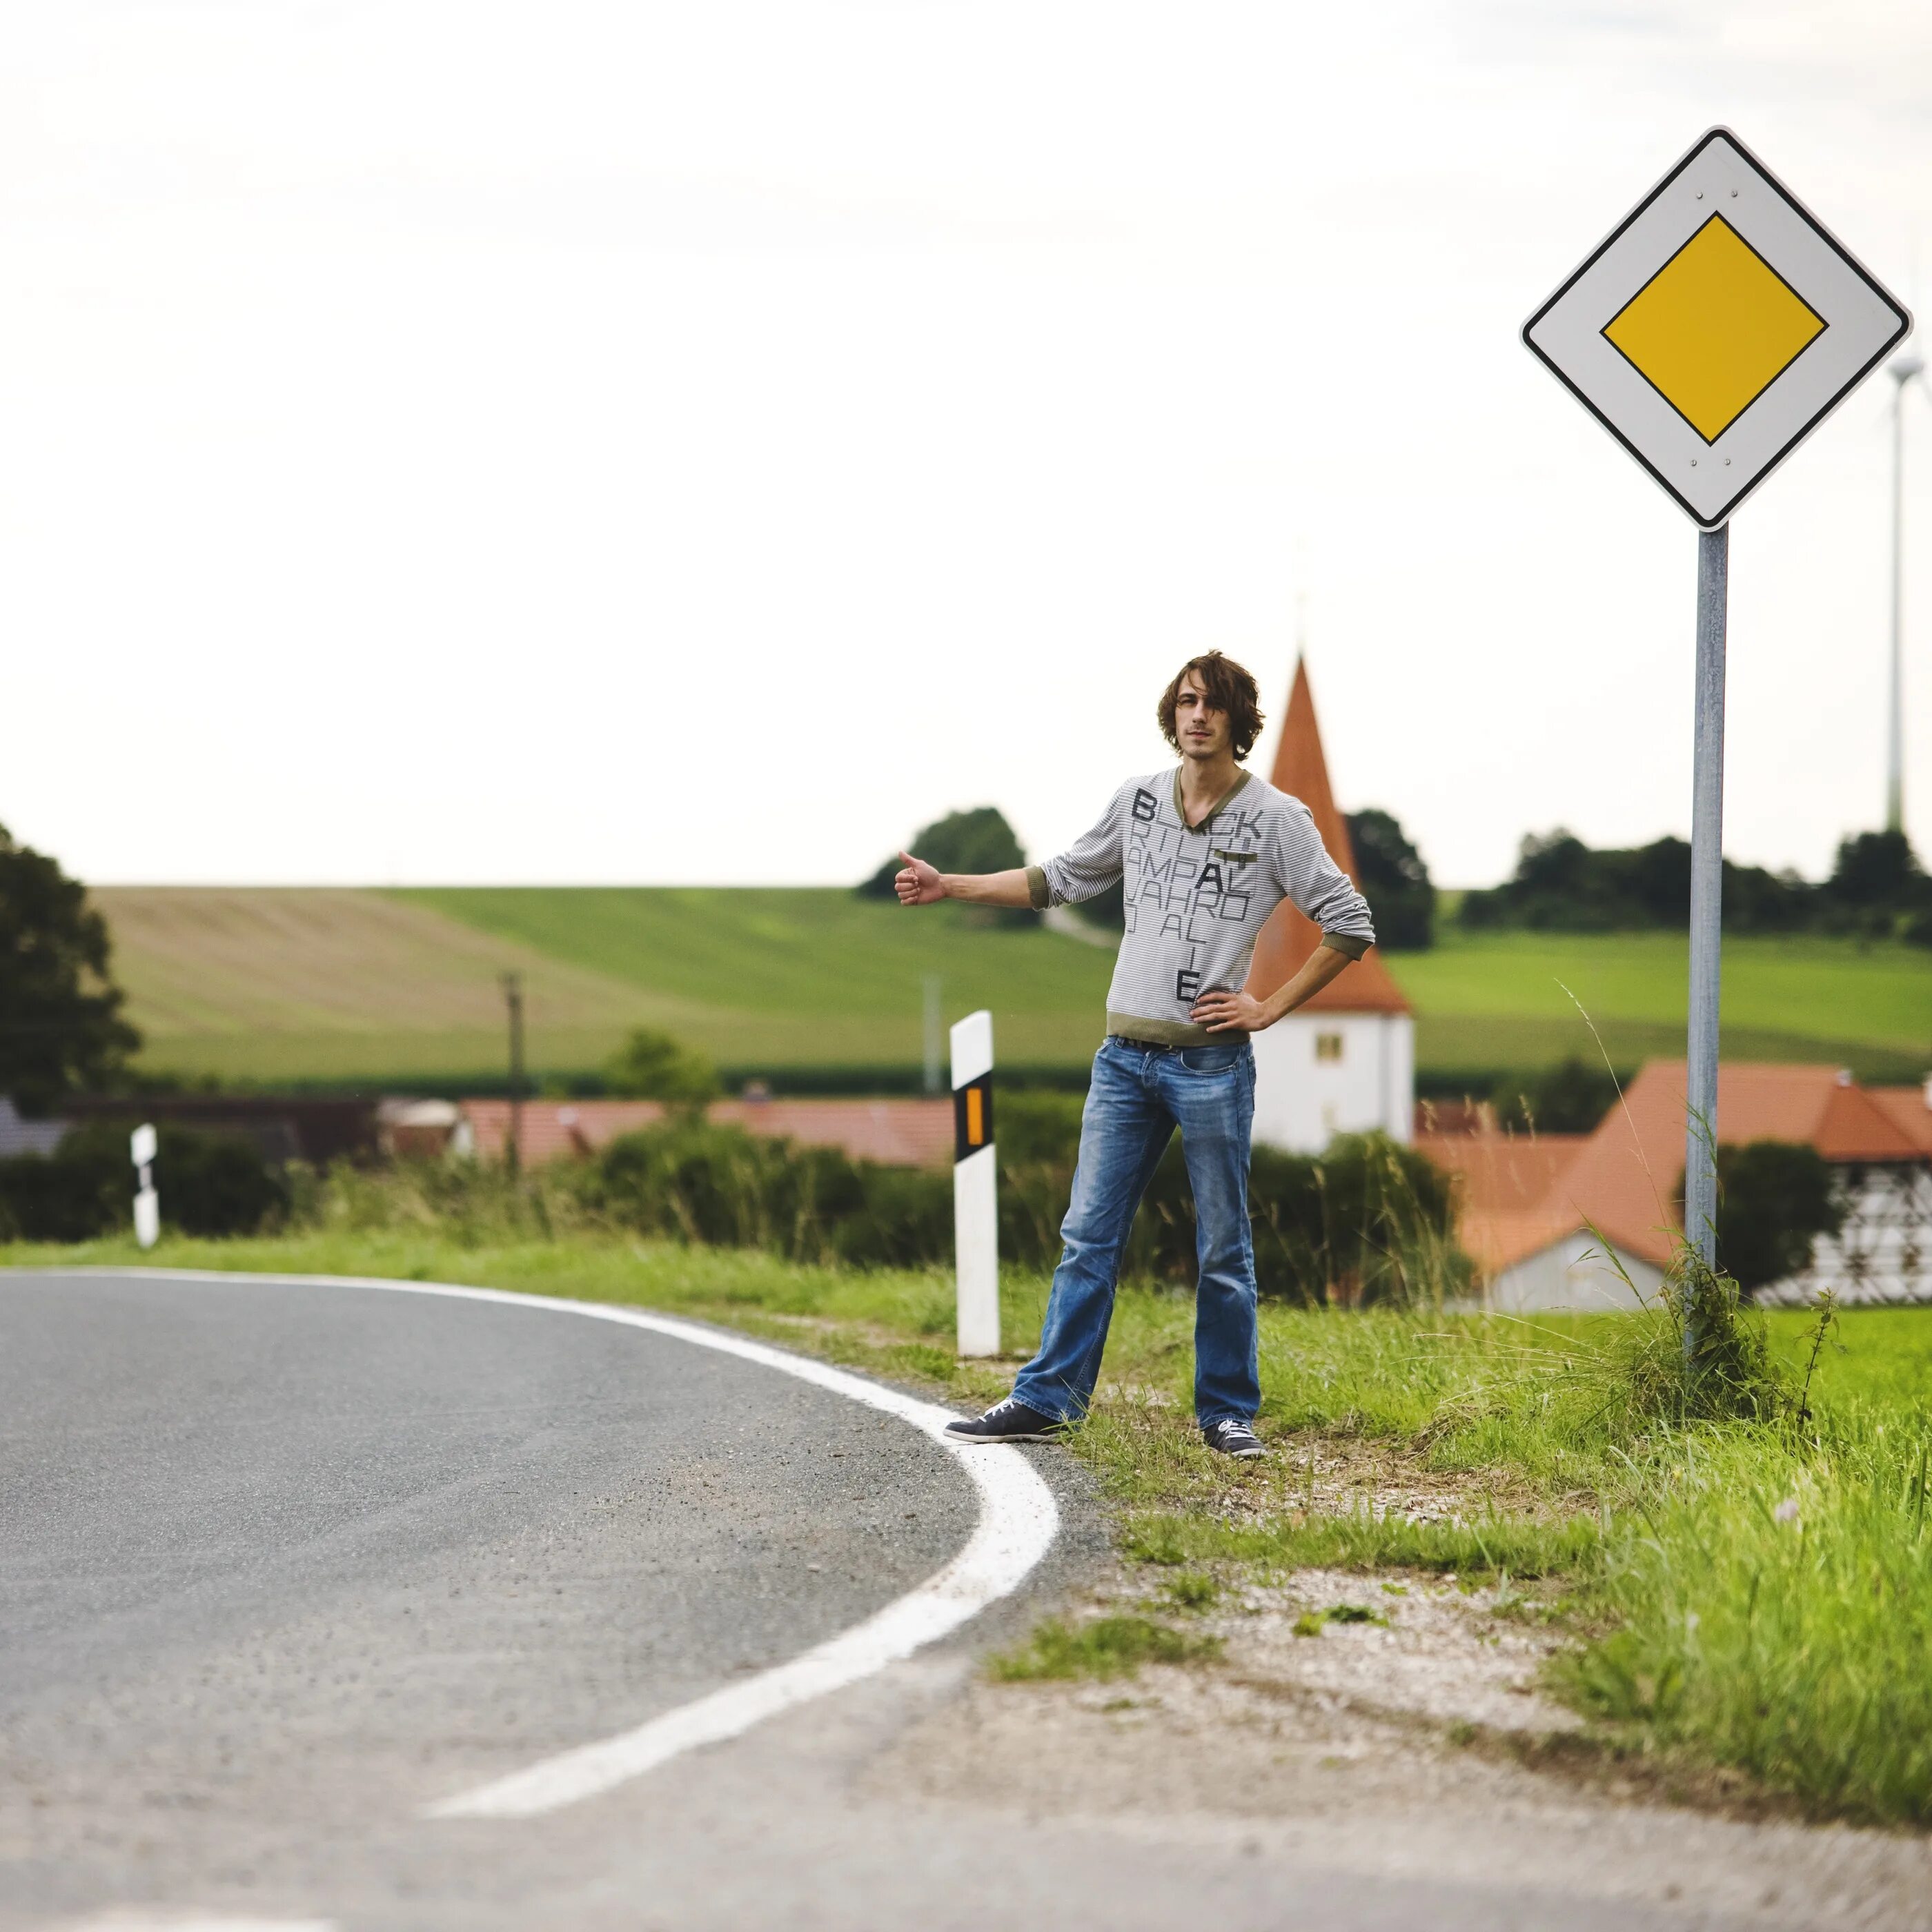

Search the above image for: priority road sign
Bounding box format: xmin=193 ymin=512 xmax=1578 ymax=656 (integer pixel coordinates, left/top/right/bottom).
xmin=1524 ymin=127 xmax=1910 ymax=529
xmin=1521 ymin=129 xmax=1912 ymax=1373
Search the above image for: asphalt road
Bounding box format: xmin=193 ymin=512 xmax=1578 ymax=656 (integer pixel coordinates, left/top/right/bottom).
xmin=0 ymin=1270 xmax=1809 ymax=1932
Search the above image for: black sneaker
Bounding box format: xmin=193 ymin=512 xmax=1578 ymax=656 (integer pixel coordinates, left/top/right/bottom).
xmin=945 ymin=1397 xmax=1065 ymax=1445
xmin=1202 ymin=1417 xmax=1265 ymax=1459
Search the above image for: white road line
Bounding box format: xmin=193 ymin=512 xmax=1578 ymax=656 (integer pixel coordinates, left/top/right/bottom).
xmin=50 ymin=1267 xmax=1060 ymax=1821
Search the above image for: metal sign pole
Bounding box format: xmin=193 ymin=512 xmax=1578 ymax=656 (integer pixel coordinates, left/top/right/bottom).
xmin=1684 ymin=523 xmax=1728 ymax=1354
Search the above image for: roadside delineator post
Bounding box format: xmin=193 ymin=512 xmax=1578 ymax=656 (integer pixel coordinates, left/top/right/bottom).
xmin=130 ymin=1123 xmax=159 ymax=1250
xmin=950 ymin=1009 xmax=998 ymax=1357
xmin=1521 ymin=126 xmax=1909 ymax=1363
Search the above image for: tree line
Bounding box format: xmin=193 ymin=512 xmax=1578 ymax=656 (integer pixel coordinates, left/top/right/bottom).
xmin=862 ymin=804 xmax=1932 ymax=950
xmin=1461 ymin=827 xmax=1931 ymax=943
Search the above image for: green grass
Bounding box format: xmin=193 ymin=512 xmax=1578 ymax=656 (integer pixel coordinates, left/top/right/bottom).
xmin=1559 ymin=1412 xmax=1932 ymax=1822
xmin=92 ymin=885 xmax=1927 ymax=1087
xmin=1389 ymin=926 xmax=1931 ymax=1081
xmin=12 ymin=1223 xmax=1931 ymax=1820
xmin=1123 ymin=1504 xmax=1603 ymax=1580
xmin=987 ymin=1614 xmax=1223 ymax=1682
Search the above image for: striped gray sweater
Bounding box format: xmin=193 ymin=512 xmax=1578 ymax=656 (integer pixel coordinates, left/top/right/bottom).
xmin=1025 ymin=767 xmax=1375 ymax=1047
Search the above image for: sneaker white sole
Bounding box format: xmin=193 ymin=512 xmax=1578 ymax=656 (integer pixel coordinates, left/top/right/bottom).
xmin=945 ymin=1427 xmax=1063 ymax=1445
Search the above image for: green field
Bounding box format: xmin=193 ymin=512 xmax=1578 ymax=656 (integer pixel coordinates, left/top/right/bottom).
xmin=95 ymin=885 xmax=1930 ymax=1089
xmin=1397 ymin=927 xmax=1932 ymax=1082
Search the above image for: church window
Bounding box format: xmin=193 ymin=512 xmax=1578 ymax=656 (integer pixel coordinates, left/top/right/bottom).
xmin=1316 ymin=1033 xmax=1344 ymax=1063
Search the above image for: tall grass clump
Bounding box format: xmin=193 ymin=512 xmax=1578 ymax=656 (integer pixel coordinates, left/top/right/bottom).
xmin=285 ymin=1150 xmax=600 ymax=1245
xmin=1563 ymin=1406 xmax=1932 ymax=1824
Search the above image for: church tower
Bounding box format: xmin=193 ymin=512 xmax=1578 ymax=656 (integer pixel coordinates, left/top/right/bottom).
xmin=1245 ymin=658 xmax=1415 ymax=1152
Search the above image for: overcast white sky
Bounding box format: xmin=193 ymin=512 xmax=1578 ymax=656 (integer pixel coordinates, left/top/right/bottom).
xmin=3 ymin=1 xmax=1930 ymax=888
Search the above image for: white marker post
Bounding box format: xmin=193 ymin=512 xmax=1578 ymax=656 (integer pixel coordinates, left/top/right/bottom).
xmin=950 ymin=1009 xmax=998 ymax=1357
xmin=1522 ymin=127 xmax=1909 ymax=1366
xmin=130 ymin=1122 xmax=159 ymax=1250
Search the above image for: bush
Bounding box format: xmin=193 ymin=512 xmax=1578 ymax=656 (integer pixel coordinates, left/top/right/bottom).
xmin=1491 ymin=1055 xmax=1622 ymax=1134
xmin=0 ymin=1121 xmax=288 ymax=1241
xmin=576 ymin=1110 xmax=1471 ymax=1303
xmin=589 ymin=1120 xmax=951 ymax=1268
xmin=604 ymin=1027 xmax=720 ymax=1102
xmin=213 ymin=1097 xmax=1471 ymax=1305
xmin=1002 ymin=1123 xmax=1467 ymax=1306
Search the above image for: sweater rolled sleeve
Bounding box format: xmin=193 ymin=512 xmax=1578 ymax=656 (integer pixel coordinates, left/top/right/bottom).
xmin=1272 ymin=800 xmax=1376 ymax=956
xmin=1036 ymin=785 xmax=1129 ymax=909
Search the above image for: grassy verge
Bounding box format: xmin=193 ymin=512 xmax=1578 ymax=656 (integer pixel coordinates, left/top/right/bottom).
xmin=8 ymin=1230 xmax=1931 ymax=1824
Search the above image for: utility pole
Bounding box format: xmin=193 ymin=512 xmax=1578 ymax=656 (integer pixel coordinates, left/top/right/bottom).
xmin=502 ymin=972 xmax=525 ymax=1179
xmin=922 ymin=975 xmax=943 ymax=1095
xmin=1886 ymin=353 xmax=1925 ymax=834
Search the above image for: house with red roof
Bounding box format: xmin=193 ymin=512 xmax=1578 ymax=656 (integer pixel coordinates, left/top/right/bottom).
xmin=1421 ymin=1065 xmax=1932 ymax=1309
xmin=457 ymin=1095 xmax=956 ymax=1171
xmin=1246 ymin=659 xmax=1415 ymax=1152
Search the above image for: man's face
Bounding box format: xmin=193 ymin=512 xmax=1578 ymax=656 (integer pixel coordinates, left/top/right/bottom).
xmin=1172 ymin=671 xmax=1230 ymax=761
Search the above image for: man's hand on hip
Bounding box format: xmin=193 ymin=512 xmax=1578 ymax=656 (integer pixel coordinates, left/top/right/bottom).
xmin=1190 ymin=988 xmax=1270 ymax=1034
xmin=895 ymin=852 xmax=947 ymax=905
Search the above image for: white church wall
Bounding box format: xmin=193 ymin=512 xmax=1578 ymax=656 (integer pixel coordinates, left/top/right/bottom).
xmin=1252 ymin=1012 xmax=1415 ymax=1154
xmin=1488 ymin=1233 xmax=1666 ymax=1313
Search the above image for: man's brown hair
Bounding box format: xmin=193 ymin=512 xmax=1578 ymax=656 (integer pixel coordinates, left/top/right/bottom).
xmin=1156 ymin=651 xmax=1265 ymax=762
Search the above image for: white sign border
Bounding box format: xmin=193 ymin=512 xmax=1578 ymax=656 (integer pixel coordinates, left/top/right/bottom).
xmin=1523 ymin=126 xmax=1911 ymax=529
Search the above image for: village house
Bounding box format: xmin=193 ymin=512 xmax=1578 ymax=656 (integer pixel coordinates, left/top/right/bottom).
xmin=1423 ymin=1063 xmax=1932 ymax=1310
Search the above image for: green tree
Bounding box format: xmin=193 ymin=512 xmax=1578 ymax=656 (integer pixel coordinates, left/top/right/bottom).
xmin=1673 ymin=1139 xmax=1844 ymax=1297
xmin=860 ymin=805 xmax=1036 ymax=927
xmin=860 ymin=806 xmax=1026 ymax=894
xmin=1825 ymin=829 xmax=1932 ymax=943
xmin=1827 ymin=829 xmax=1920 ymax=908
xmin=1344 ymin=807 xmax=1435 ymax=949
xmin=1459 ymin=828 xmax=1813 ymax=934
xmin=1715 ymin=1140 xmax=1845 ymax=1294
xmin=604 ymin=1027 xmax=720 ymax=1102
xmin=0 ymin=824 xmax=140 ymax=1112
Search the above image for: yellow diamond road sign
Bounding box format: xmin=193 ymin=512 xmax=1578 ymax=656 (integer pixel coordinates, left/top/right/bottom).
xmin=1524 ymin=128 xmax=1910 ymax=528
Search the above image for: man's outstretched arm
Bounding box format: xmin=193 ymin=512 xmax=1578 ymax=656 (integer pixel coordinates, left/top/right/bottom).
xmin=894 ymin=851 xmax=1034 ymax=909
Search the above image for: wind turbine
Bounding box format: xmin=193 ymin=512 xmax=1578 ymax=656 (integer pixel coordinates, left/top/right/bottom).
xmin=1886 ymin=350 xmax=1929 ymax=834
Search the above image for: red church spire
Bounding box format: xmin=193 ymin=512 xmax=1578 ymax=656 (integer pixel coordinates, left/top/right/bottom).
xmin=1244 ymin=658 xmax=1411 ymax=1014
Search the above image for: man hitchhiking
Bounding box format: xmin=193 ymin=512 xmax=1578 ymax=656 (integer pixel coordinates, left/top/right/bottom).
xmin=895 ymin=651 xmax=1374 ymax=1459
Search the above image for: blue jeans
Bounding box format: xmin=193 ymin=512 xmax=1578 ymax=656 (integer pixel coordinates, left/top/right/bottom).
xmin=1012 ymin=1034 xmax=1259 ymax=1427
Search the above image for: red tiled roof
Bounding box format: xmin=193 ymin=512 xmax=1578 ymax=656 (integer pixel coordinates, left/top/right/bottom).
xmin=1415 ymin=1132 xmax=1588 ymax=1214
xmin=1449 ymin=1061 xmax=1931 ymax=1276
xmin=1245 ymin=657 xmax=1412 ymax=1016
xmin=461 ymin=1097 xmax=956 ymax=1170
xmin=1867 ymin=1085 xmax=1932 ymax=1157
